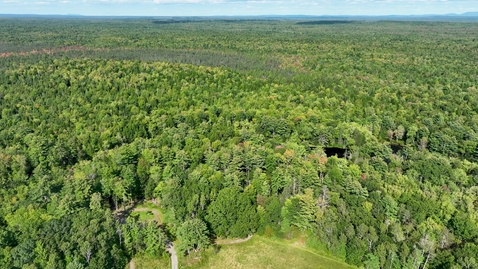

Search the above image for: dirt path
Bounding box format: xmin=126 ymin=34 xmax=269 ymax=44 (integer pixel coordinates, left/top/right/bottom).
xmin=166 ymin=243 xmax=178 ymax=269
xmin=216 ymin=235 xmax=253 ymax=245
xmin=129 ymin=260 xmax=135 ymax=269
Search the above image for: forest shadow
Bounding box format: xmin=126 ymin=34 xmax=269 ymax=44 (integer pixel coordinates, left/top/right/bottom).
xmin=324 ymin=147 xmax=347 ymax=158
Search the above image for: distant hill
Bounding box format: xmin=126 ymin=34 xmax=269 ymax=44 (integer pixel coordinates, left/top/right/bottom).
xmin=461 ymin=12 xmax=478 ymax=16
xmin=0 ymin=14 xmax=84 ymax=18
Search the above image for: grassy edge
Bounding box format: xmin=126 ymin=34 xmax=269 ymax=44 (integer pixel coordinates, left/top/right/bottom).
xmin=259 ymin=236 xmax=356 ymax=269
xmin=180 ymin=235 xmax=356 ymax=269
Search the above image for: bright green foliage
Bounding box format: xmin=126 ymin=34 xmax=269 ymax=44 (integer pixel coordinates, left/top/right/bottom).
xmin=122 ymin=217 xmax=167 ymax=257
xmin=176 ymin=218 xmax=210 ymax=256
xmin=282 ymin=188 xmax=317 ymax=230
xmin=66 ymin=259 xmax=85 ymax=269
xmin=363 ymin=253 xmax=380 ymax=269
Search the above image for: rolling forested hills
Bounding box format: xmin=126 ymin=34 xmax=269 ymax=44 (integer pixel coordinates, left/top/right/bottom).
xmin=1 ymin=18 xmax=478 ymax=268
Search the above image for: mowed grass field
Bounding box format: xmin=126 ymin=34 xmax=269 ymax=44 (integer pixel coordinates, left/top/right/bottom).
xmin=181 ymin=236 xmax=355 ymax=269
xmin=126 ymin=255 xmax=170 ymax=269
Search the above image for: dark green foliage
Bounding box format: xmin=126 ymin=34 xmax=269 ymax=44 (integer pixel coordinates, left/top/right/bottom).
xmin=430 ymin=250 xmax=455 ymax=269
xmin=449 ymin=212 xmax=478 ymax=241
xmin=206 ymin=187 xmax=259 ymax=238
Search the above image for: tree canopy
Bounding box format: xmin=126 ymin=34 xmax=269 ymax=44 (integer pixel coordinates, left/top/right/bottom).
xmin=1 ymin=18 xmax=478 ymax=268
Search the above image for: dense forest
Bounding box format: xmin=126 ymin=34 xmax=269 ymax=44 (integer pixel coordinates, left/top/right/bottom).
xmin=1 ymin=18 xmax=478 ymax=268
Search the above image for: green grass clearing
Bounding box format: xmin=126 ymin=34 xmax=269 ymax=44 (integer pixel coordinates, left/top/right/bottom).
xmin=130 ymin=211 xmax=156 ymax=222
xmin=134 ymin=201 xmax=162 ymax=211
xmin=130 ymin=201 xmax=163 ymax=224
xmin=124 ymin=255 xmax=170 ymax=269
xmin=181 ymin=236 xmax=356 ymax=269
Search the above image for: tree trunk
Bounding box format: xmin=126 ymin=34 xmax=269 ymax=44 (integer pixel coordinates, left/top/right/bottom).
xmin=293 ymin=177 xmax=296 ymax=195
xmin=389 ymin=252 xmax=395 ymax=269
xmin=85 ymin=249 xmax=92 ymax=264
xmin=422 ymin=253 xmax=431 ymax=269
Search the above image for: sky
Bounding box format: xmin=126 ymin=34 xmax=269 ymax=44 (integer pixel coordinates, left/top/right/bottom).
xmin=1 ymin=0 xmax=477 ymax=16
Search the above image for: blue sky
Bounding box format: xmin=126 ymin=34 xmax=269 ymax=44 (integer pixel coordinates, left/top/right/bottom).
xmin=1 ymin=0 xmax=477 ymax=16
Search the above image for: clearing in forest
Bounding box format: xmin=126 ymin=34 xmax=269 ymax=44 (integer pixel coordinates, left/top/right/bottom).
xmin=181 ymin=236 xmax=355 ymax=269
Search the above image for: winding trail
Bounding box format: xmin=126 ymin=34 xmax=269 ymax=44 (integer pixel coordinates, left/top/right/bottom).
xmin=216 ymin=235 xmax=253 ymax=245
xmin=166 ymin=243 xmax=178 ymax=269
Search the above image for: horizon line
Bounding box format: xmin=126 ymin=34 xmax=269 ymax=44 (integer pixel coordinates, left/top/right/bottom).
xmin=1 ymin=12 xmax=478 ymax=17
